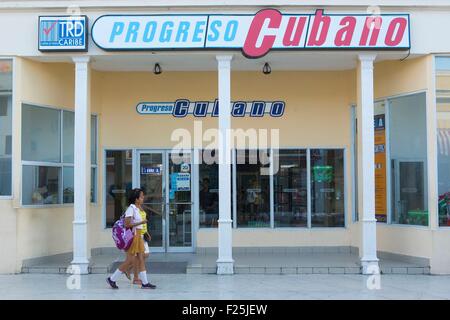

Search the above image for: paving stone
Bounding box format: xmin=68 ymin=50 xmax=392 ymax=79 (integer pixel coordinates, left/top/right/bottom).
xmin=312 ymin=267 xmax=329 ymax=274
xmin=265 ymin=267 xmax=281 ymax=274
xmin=345 ymin=267 xmax=361 ymax=274
xmin=235 ymin=267 xmax=250 ymax=274
xmin=43 ymin=268 xmax=60 ymax=274
xmin=298 ymin=267 xmax=313 ymax=274
xmin=28 ymin=268 xmax=45 ymax=274
xmin=407 ymin=267 xmax=424 ymax=275
xmin=249 ymin=267 xmax=265 ymax=274
xmin=329 ymin=267 xmax=345 ymax=274
xmin=392 ymin=267 xmax=408 ymax=274
xmin=203 ymin=267 xmax=216 ymax=274
xmin=281 ymin=267 xmax=297 ymax=274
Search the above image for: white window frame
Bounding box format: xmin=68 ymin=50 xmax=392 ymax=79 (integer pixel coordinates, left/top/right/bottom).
xmin=377 ymin=90 xmax=430 ymax=228
xmin=20 ymin=103 xmax=98 ymax=208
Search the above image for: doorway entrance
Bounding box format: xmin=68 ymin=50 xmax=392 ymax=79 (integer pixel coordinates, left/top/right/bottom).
xmin=137 ymin=150 xmax=193 ymax=252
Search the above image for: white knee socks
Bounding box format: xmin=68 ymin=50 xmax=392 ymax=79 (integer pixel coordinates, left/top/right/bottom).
xmin=110 ymin=269 xmax=123 ymax=282
xmin=139 ymin=271 xmax=149 ymax=285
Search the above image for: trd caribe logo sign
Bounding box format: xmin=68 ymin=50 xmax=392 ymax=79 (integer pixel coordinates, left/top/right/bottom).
xmin=38 ymin=16 xmax=88 ymax=51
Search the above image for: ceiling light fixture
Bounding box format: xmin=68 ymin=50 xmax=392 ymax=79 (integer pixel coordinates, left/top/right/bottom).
xmin=154 ymin=63 xmax=162 ymax=75
xmin=263 ymin=62 xmax=271 ymax=75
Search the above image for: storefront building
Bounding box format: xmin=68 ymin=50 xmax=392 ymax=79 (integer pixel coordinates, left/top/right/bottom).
xmin=1 ymin=0 xmax=450 ymax=275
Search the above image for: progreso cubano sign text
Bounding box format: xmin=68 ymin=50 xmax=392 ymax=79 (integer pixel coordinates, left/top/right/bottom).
xmin=136 ymin=100 xmax=285 ymax=117
xmin=91 ymin=9 xmax=410 ymax=58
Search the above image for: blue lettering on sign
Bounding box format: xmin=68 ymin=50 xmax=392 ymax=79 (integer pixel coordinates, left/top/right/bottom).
xmin=176 ymin=21 xmax=190 ymax=42
xmin=224 ymin=20 xmax=238 ymax=42
xmin=160 ymin=21 xmax=174 ymax=43
xmin=212 ymin=99 xmax=219 ymax=117
xmin=110 ymin=22 xmax=125 ymax=42
xmin=137 ymin=100 xmax=285 ymax=117
xmin=232 ymin=102 xmax=246 ymax=117
xmin=143 ymin=21 xmax=157 ymax=42
xmin=142 ymin=167 xmax=161 ymax=174
xmin=193 ymin=102 xmax=208 ymax=117
xmin=250 ymin=101 xmax=266 ymax=117
xmin=207 ymin=20 xmax=221 ymax=42
xmin=125 ymin=22 xmax=140 ymax=43
xmin=270 ymin=101 xmax=285 ymax=117
xmin=192 ymin=21 xmax=206 ymax=42
xmin=173 ymin=99 xmax=190 ymax=117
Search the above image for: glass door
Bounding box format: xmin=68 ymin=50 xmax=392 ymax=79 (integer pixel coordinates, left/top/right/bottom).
xmin=138 ymin=151 xmax=165 ymax=252
xmin=167 ymin=151 xmax=193 ymax=251
xmin=138 ymin=150 xmax=194 ymax=252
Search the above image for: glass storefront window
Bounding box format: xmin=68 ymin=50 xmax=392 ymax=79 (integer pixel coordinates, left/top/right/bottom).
xmin=105 ymin=150 xmax=133 ymax=227
xmin=63 ymin=111 xmax=74 ymax=163
xmin=21 ymin=104 xmax=98 ymax=206
xmin=22 ymin=165 xmax=60 ymax=205
xmin=0 ymin=59 xmax=12 ymax=196
xmin=63 ymin=167 xmax=74 ymax=204
xmin=310 ymin=149 xmax=345 ymax=227
xmin=236 ymin=150 xmax=270 ymax=228
xmin=22 ymin=104 xmax=61 ymax=162
xmin=389 ymin=93 xmax=428 ymax=226
xmin=436 ymin=57 xmax=450 ymax=227
xmin=274 ymin=149 xmax=307 ymax=227
xmin=199 ymin=149 xmax=219 ymax=228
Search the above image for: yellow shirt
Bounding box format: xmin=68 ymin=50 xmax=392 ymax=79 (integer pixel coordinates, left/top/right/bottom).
xmin=139 ymin=209 xmax=147 ymax=235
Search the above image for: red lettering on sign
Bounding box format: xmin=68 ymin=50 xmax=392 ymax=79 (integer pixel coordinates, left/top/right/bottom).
xmin=359 ymin=16 xmax=382 ymax=46
xmin=334 ymin=16 xmax=356 ymax=46
xmin=307 ymin=10 xmax=331 ymax=46
xmin=282 ymin=16 xmax=307 ymax=47
xmin=385 ymin=17 xmax=407 ymax=46
xmin=242 ymin=9 xmax=282 ymax=58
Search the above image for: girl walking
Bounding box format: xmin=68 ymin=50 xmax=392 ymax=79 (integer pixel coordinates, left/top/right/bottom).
xmin=107 ymin=188 xmax=157 ymax=289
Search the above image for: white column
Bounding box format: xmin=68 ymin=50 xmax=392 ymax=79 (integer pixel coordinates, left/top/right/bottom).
xmin=70 ymin=56 xmax=91 ymax=275
xmin=216 ymin=55 xmax=234 ymax=275
xmin=357 ymin=54 xmax=380 ymax=275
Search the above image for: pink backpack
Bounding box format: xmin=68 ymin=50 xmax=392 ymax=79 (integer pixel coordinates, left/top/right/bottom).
xmin=112 ymin=214 xmax=134 ymax=251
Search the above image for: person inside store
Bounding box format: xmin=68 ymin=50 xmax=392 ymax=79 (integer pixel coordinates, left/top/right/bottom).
xmin=199 ymin=177 xmax=219 ymax=227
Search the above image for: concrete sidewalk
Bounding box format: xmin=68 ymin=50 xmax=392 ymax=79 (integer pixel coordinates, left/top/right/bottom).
xmin=0 ymin=274 xmax=449 ymax=300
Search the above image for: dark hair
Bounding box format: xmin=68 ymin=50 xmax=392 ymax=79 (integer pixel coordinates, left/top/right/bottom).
xmin=203 ymin=177 xmax=210 ymax=183
xmin=128 ymin=188 xmax=144 ymax=206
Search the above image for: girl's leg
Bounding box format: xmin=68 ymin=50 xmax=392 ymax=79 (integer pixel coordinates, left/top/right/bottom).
xmin=132 ymin=254 xmax=140 ymax=283
xmin=109 ymin=251 xmax=134 ymax=283
xmin=137 ymin=253 xmax=149 ymax=285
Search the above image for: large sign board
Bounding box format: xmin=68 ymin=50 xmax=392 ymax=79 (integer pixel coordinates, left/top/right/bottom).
xmin=92 ymin=9 xmax=410 ymax=58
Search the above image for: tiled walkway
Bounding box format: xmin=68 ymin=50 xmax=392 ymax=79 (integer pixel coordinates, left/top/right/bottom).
xmin=0 ymin=273 xmax=449 ymax=300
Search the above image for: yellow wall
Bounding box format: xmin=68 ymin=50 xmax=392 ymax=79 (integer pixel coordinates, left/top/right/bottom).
xmin=94 ymin=69 xmax=356 ymax=248
xmin=374 ymin=56 xmax=429 ymax=99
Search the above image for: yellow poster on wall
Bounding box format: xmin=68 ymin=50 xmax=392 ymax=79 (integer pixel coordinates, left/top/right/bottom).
xmin=374 ymin=114 xmax=387 ymax=222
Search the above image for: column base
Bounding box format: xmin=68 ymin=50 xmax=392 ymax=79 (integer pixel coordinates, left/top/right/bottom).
xmin=216 ymin=260 xmax=234 ymax=275
xmin=361 ymin=259 xmax=380 ymax=275
xmin=69 ymin=259 xmax=90 ymax=275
